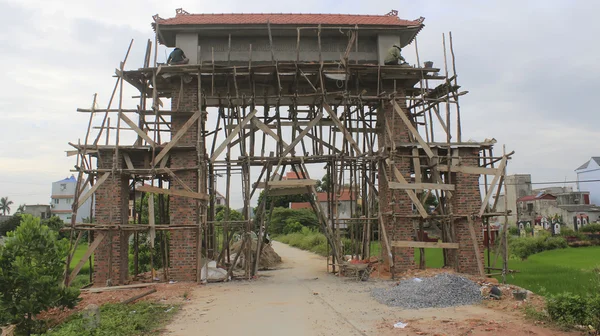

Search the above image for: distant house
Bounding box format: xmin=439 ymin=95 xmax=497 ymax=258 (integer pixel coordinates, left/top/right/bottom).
xmin=215 ymin=191 xmax=226 ymax=206
xmin=576 ymin=157 xmax=600 ymax=206
xmin=50 ymin=175 xmax=92 ymax=223
xmin=289 ymin=189 xmax=358 ymax=228
xmin=23 ymin=204 xmax=51 ymax=219
xmin=516 ymin=193 xmax=557 ymax=223
xmin=518 ymin=190 xmax=600 ymax=230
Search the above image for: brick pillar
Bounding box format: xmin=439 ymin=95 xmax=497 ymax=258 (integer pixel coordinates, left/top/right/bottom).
xmin=168 ymin=80 xmax=200 ymax=281
xmin=448 ymin=148 xmax=485 ymax=274
xmin=93 ymin=151 xmax=130 ymax=285
xmin=378 ymin=93 xmax=416 ymax=274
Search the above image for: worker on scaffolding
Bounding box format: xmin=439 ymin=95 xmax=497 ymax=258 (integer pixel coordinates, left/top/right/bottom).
xmin=167 ymin=47 xmax=189 ymax=65
xmin=384 ymin=44 xmax=407 ymax=66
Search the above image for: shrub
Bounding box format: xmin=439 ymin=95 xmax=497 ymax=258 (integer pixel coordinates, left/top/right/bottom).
xmin=581 ymin=223 xmax=600 ymax=233
xmin=546 ymin=293 xmax=600 ymax=330
xmin=0 ymin=214 xmax=21 ymax=236
xmin=268 ymin=208 xmax=318 ymax=234
xmin=508 ymin=226 xmax=520 ymax=236
xmin=282 ymin=221 xmax=303 ymax=235
xmin=0 ymin=215 xmax=80 ymax=334
xmin=509 ymin=232 xmax=567 ymax=260
xmin=560 ymin=228 xmax=589 ymax=241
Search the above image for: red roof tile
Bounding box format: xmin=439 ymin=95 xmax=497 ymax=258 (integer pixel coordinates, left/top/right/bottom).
xmin=290 ymin=202 xmax=312 ymax=210
xmin=517 ymin=193 xmax=557 ymax=202
xmin=285 ymin=172 xmax=307 ymax=179
xmin=157 ymin=13 xmax=422 ymax=27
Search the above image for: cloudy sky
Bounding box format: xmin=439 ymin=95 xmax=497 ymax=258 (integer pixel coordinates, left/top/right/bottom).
xmin=0 ymin=0 xmax=598 ymax=211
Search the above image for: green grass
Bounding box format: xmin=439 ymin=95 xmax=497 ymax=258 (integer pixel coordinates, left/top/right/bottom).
xmin=69 ymin=244 xmax=91 ymax=275
xmin=42 ymin=302 xmax=179 ymax=336
xmin=503 ymin=246 xmax=600 ymax=296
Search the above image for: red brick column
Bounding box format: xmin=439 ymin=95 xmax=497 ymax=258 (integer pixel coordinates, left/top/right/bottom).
xmin=448 ymin=148 xmax=485 ymax=274
xmin=93 ymin=151 xmax=131 ymax=285
xmin=378 ymin=96 xmax=416 ymax=274
xmin=168 ymin=80 xmax=200 ymax=281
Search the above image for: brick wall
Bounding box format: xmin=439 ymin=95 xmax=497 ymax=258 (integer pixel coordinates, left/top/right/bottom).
xmin=378 ymin=95 xmax=416 ymax=273
xmin=93 ymin=151 xmax=131 ymax=285
xmin=448 ymin=148 xmax=485 ymax=274
xmin=169 ymin=79 xmax=201 ymax=281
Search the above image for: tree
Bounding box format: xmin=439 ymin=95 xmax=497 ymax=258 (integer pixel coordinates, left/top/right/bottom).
xmin=0 ymin=215 xmax=80 ymax=335
xmin=42 ymin=216 xmax=67 ymax=240
xmin=215 ymin=205 xmax=243 ymax=222
xmin=316 ymin=173 xmax=332 ymax=193
xmin=15 ymin=204 xmax=25 ymax=214
xmin=268 ymin=207 xmax=319 ymax=234
xmin=255 ymin=190 xmax=311 ymax=213
xmin=424 ymin=193 xmax=439 ymax=210
xmin=0 ymin=197 xmax=13 ymax=216
xmin=0 ymin=214 xmax=21 ymax=237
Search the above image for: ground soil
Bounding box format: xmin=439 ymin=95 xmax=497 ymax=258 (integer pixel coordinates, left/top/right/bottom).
xmin=163 ymin=242 xmax=577 ymax=336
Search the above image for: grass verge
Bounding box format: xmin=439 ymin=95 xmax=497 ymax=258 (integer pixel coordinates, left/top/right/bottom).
xmin=42 ymin=302 xmax=179 ymax=336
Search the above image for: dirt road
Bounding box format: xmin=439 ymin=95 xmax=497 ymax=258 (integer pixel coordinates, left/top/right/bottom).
xmin=164 ymin=242 xmax=570 ymax=336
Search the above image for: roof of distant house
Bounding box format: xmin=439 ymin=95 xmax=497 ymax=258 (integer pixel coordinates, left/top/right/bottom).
xmin=290 ymin=202 xmax=312 ymax=210
xmin=55 ymin=175 xmax=77 ymax=183
xmin=155 ymin=12 xmax=423 ymax=27
xmin=576 ymin=157 xmax=600 ymax=171
xmin=517 ymin=193 xmax=557 ymax=202
xmin=285 ymin=172 xmax=307 ymax=180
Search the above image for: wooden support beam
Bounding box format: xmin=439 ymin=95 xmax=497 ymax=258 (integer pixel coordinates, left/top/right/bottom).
xmin=119 ymin=112 xmax=156 ymax=146
xmin=256 ymin=179 xmax=318 ymax=189
xmin=467 ymin=216 xmax=485 ymax=276
xmin=391 ymin=100 xmax=435 ymax=158
xmin=81 ymin=283 xmax=156 ymax=293
xmin=211 ymin=110 xmax=257 ymax=162
xmin=163 ymin=167 xmax=194 ymax=193
xmin=388 ymin=182 xmax=455 ymax=191
xmin=123 ymin=153 xmax=134 ymax=170
xmin=137 ymin=185 xmax=208 ymax=201
xmin=67 ymin=232 xmax=106 ymax=286
xmin=121 ymin=288 xmax=157 ymax=304
xmin=391 ymin=241 xmax=459 ymax=249
xmin=149 ymin=193 xmax=155 ymax=247
xmin=77 ymin=172 xmax=110 ymax=209
xmin=251 ymin=117 xmax=290 ymax=148
xmin=479 ymin=156 xmax=507 ymax=216
xmin=322 ymin=103 xmax=362 ymax=155
xmin=280 ymin=113 xmax=322 ymax=157
xmin=386 ymin=159 xmax=429 ymax=218
xmin=153 ymin=110 xmax=202 ymax=166
xmin=266 ymin=187 xmax=309 ymax=196
xmin=437 ymin=165 xmax=499 ymax=175
xmin=378 ymin=213 xmax=393 ymax=267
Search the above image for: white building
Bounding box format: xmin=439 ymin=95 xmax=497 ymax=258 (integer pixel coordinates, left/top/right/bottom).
xmin=50 ymin=175 xmax=92 ymax=223
xmin=576 ymin=157 xmax=600 ymax=206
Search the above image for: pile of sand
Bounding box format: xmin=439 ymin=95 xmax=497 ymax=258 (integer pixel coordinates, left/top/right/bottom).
xmin=230 ymin=239 xmax=282 ymax=270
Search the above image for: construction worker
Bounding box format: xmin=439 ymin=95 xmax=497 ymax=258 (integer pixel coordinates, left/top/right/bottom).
xmin=167 ymin=47 xmax=189 ymax=65
xmin=384 ymin=44 xmax=407 ymax=65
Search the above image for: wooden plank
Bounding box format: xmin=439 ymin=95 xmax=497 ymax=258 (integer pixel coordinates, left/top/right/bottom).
xmin=467 ymin=216 xmax=485 ymax=276
xmin=386 ymin=159 xmax=429 ymax=218
xmin=378 ymin=213 xmax=393 ymax=268
xmin=159 ymin=154 xmax=170 ymax=169
xmin=280 ymin=113 xmax=322 ymax=157
xmin=67 ymin=232 xmax=106 ymax=286
xmin=77 ymin=172 xmax=110 ymax=209
xmin=268 ymin=179 xmax=318 ymax=188
xmin=163 ymin=167 xmax=194 ymax=193
xmin=137 ymin=185 xmax=208 ymax=201
xmin=388 ymin=182 xmax=455 ymax=191
xmin=148 ymin=193 xmax=155 ymax=248
xmin=66 ymin=149 xmax=98 ymax=157
xmin=121 ymin=288 xmax=157 ymax=304
xmin=251 ymin=117 xmax=290 ymax=148
xmin=81 ymin=283 xmax=156 ymax=293
xmin=266 ymin=187 xmax=309 ymax=196
xmin=153 ymin=111 xmax=202 ymax=166
xmin=412 ymin=148 xmax=421 ymax=183
xmin=437 ymin=165 xmax=499 ymax=175
xmin=391 ymin=241 xmax=459 ymax=249
xmin=479 ymin=156 xmax=507 ymax=216
xmin=322 ymin=103 xmax=362 ymax=155
xmin=119 ymin=112 xmax=156 ymax=146
xmin=391 ymin=100 xmax=435 ymax=158
xmin=123 ymin=153 xmax=134 ymax=170
xmin=211 ymin=109 xmax=257 ymax=162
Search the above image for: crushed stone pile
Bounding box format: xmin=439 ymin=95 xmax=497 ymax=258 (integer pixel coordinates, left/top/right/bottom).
xmin=230 ymin=240 xmax=282 ymax=269
xmin=371 ymin=273 xmax=482 ymax=309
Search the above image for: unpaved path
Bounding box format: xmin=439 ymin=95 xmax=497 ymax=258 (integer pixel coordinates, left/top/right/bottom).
xmin=164 ymin=242 xmax=571 ymax=336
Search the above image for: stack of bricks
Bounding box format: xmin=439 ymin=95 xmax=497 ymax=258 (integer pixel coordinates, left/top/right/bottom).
xmin=93 ymin=151 xmax=131 ymax=285
xmin=448 ymin=148 xmax=485 ymax=274
xmin=168 ymin=80 xmax=200 ymax=281
xmin=378 ymin=96 xmax=415 ymax=272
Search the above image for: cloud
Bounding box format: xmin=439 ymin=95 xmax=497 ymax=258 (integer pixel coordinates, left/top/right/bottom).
xmin=0 ymin=0 xmax=598 ymax=210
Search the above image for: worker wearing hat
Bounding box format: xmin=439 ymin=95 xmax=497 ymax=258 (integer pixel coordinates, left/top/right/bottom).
xmin=384 ymin=44 xmax=407 ymax=66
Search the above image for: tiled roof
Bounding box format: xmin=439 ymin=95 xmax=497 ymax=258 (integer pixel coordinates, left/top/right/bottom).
xmin=517 ymin=193 xmax=556 ymax=202
xmin=290 ymin=202 xmax=312 ymax=210
xmin=156 ymin=13 xmax=422 ymax=27
xmin=575 ymin=157 xmax=600 ymax=171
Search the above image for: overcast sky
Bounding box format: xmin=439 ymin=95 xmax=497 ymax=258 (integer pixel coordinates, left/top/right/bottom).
xmin=0 ymin=0 xmax=598 ymax=212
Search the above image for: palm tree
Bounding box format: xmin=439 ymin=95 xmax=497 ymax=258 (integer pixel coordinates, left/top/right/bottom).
xmin=0 ymin=197 xmax=14 ymax=216
xmin=16 ymin=204 xmax=26 ymax=214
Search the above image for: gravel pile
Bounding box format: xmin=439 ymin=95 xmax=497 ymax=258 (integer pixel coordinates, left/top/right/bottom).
xmin=371 ymin=273 xmax=482 ymax=309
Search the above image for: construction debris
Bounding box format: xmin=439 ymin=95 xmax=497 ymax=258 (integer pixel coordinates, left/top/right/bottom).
xmin=371 ymin=273 xmax=482 ymax=309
